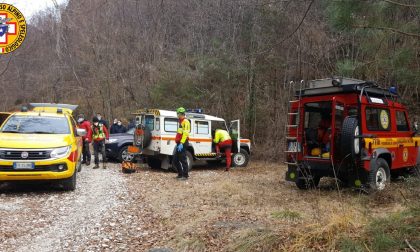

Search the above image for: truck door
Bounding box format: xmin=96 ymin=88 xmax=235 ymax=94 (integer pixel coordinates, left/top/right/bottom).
xmin=229 ymin=120 xmax=240 ymax=153
xmin=395 ymin=110 xmax=416 ymax=168
xmin=331 ymin=97 xmax=345 ymax=162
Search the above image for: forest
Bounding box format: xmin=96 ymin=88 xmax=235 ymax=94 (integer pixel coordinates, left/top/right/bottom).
xmin=0 ymin=0 xmax=419 ymax=159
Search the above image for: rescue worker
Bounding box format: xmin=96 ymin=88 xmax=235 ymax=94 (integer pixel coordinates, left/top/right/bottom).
xmin=174 ymin=107 xmax=190 ymax=180
xmin=96 ymin=113 xmax=109 ymax=129
xmin=213 ymin=129 xmax=233 ymax=171
xmin=91 ymin=116 xmax=109 ymax=169
xmin=77 ymin=114 xmax=92 ymax=166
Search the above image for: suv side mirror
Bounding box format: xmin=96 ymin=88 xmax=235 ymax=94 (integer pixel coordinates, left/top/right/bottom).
xmin=76 ymin=128 xmax=87 ymax=137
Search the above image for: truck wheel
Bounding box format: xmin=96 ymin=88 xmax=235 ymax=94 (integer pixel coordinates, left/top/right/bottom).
xmin=295 ymin=175 xmax=320 ymax=190
xmin=232 ymin=149 xmax=250 ymax=167
xmin=368 ymin=158 xmax=390 ymax=191
xmin=61 ymin=171 xmax=76 ymax=191
xmin=119 ymin=146 xmax=135 ymax=162
xmin=77 ymin=158 xmax=82 ymax=172
xmin=341 ymin=116 xmax=360 ymax=158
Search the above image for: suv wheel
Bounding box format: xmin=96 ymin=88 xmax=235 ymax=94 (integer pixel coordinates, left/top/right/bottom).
xmin=369 ymin=158 xmax=390 ymax=191
xmin=119 ymin=146 xmax=135 ymax=162
xmin=61 ymin=171 xmax=76 ymax=191
xmin=232 ymin=149 xmax=250 ymax=167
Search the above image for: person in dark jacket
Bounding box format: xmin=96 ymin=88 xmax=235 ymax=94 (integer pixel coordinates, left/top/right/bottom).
xmin=110 ymin=119 xmax=127 ymax=134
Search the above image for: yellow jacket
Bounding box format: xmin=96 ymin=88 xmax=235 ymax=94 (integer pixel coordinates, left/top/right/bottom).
xmin=176 ymin=118 xmax=190 ymax=144
xmin=214 ymin=129 xmax=231 ymax=144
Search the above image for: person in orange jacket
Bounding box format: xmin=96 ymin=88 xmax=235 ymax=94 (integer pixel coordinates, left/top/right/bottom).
xmin=91 ymin=116 xmax=109 ymax=169
xmin=213 ymin=129 xmax=233 ymax=171
xmin=174 ymin=107 xmax=190 ymax=180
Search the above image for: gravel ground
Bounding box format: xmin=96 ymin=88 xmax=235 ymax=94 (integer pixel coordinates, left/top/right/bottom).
xmin=0 ymin=161 xmax=417 ymax=251
xmin=0 ymin=164 xmax=129 ymax=252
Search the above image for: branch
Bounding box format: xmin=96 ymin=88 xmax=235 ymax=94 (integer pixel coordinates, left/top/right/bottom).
xmin=0 ymin=55 xmax=12 ymax=77
xmin=383 ymin=0 xmax=420 ymax=8
xmin=353 ymin=25 xmax=420 ymax=38
xmin=405 ymin=239 xmax=418 ymax=252
xmin=252 ymin=0 xmax=315 ymax=56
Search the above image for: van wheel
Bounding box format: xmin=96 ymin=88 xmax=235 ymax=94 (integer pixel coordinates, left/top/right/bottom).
xmin=368 ymin=158 xmax=390 ymax=191
xmin=61 ymin=171 xmax=76 ymax=191
xmin=171 ymin=151 xmax=193 ymax=172
xmin=295 ymin=175 xmax=320 ymax=190
xmin=232 ymin=149 xmax=250 ymax=167
xmin=341 ymin=116 xmax=360 ymax=158
xmin=147 ymin=158 xmax=162 ymax=169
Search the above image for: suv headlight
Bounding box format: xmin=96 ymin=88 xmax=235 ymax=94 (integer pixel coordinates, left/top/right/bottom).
xmin=108 ymin=138 xmax=118 ymax=144
xmin=50 ymin=146 xmax=71 ymax=159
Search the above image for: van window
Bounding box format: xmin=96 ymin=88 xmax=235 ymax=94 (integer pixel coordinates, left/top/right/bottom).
xmin=366 ymin=107 xmax=390 ymax=131
xmin=196 ymin=121 xmax=209 ymax=134
xmin=396 ymin=111 xmax=409 ymax=131
xmin=155 ymin=118 xmax=160 ymax=131
xmin=164 ymin=118 xmax=178 ymax=132
xmin=145 ymin=115 xmax=154 ymax=131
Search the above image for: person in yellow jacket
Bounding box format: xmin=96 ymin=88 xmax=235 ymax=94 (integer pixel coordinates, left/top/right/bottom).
xmin=174 ymin=107 xmax=190 ymax=180
xmin=214 ymin=129 xmax=233 ymax=171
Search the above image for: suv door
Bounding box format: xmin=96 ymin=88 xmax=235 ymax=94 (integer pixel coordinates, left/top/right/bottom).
xmin=0 ymin=112 xmax=11 ymax=127
xmin=229 ymin=120 xmax=240 ymax=153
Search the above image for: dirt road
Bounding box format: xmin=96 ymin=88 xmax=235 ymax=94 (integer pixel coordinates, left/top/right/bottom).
xmin=0 ymin=162 xmax=418 ymax=251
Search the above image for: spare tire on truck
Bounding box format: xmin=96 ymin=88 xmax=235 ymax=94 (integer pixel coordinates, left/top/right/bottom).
xmin=340 ymin=116 xmax=360 ymax=158
xmin=134 ymin=125 xmax=152 ymax=148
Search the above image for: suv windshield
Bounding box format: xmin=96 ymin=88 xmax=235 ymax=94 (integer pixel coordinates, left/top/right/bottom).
xmin=0 ymin=115 xmax=70 ymax=134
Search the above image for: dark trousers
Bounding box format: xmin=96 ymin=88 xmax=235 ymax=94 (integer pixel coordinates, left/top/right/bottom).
xmin=93 ymin=140 xmax=106 ymax=165
xmin=174 ymin=143 xmax=189 ymax=178
xmin=82 ymin=141 xmax=91 ymax=162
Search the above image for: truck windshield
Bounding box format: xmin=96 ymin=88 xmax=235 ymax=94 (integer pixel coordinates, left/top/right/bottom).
xmin=0 ymin=115 xmax=70 ymax=134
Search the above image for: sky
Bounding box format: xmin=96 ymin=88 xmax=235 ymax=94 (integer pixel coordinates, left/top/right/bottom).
xmin=2 ymin=0 xmax=68 ymax=19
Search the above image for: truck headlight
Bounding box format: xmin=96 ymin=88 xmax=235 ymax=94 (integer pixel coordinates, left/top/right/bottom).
xmin=50 ymin=146 xmax=71 ymax=159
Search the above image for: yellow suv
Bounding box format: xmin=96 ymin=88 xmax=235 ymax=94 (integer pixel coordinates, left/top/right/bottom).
xmin=0 ymin=103 xmax=85 ymax=191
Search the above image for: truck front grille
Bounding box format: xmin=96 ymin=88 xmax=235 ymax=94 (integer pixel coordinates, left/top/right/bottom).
xmin=0 ymin=149 xmax=52 ymax=160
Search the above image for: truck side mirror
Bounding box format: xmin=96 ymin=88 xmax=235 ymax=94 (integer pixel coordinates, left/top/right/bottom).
xmin=412 ymin=121 xmax=418 ymax=136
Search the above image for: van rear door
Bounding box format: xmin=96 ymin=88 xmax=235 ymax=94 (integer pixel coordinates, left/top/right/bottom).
xmin=229 ymin=120 xmax=240 ymax=153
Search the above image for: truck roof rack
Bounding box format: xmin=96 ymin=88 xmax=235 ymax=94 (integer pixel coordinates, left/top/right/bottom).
xmin=296 ymin=78 xmax=397 ymax=99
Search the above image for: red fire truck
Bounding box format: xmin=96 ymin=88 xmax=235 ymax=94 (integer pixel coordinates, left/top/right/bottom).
xmin=285 ymin=78 xmax=420 ymax=191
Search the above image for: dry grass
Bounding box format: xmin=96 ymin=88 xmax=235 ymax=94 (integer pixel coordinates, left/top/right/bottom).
xmin=125 ymin=161 xmax=420 ymax=251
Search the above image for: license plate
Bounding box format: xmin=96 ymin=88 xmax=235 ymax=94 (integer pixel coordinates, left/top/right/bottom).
xmin=288 ymin=142 xmax=301 ymax=152
xmin=13 ymin=162 xmax=35 ymax=169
